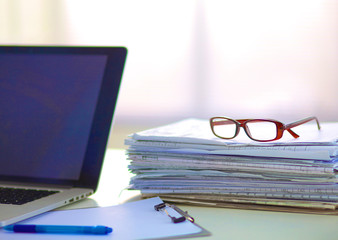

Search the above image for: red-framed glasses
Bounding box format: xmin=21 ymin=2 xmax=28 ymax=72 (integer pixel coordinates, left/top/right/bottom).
xmin=210 ymin=116 xmax=321 ymax=142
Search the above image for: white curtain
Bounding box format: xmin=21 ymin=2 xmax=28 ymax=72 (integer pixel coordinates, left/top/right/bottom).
xmin=1 ymin=0 xmax=338 ymax=147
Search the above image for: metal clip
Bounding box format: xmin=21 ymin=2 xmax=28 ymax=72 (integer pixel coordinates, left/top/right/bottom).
xmin=154 ymin=202 xmax=195 ymax=223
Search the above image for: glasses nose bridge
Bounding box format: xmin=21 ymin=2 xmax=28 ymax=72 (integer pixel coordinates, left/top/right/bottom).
xmin=239 ymin=121 xmax=252 ymax=136
xmin=235 ymin=120 xmax=250 ymax=136
xmin=236 ymin=120 xmax=248 ymax=129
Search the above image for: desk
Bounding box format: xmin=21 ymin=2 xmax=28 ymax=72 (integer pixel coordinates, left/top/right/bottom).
xmin=63 ymin=149 xmax=338 ymax=240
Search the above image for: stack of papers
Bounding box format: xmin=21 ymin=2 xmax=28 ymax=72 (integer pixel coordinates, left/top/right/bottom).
xmin=125 ymin=119 xmax=338 ymax=214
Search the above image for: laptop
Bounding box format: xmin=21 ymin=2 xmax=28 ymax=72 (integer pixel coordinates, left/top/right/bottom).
xmin=0 ymin=46 xmax=127 ymax=227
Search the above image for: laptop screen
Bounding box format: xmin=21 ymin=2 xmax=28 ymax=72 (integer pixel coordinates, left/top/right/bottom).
xmin=0 ymin=46 xmax=127 ymax=189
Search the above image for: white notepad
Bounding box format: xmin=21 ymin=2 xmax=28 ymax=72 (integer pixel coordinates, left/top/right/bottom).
xmin=0 ymin=197 xmax=210 ymax=240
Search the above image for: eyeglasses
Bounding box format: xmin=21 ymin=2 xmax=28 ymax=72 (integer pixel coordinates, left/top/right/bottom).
xmin=210 ymin=116 xmax=320 ymax=142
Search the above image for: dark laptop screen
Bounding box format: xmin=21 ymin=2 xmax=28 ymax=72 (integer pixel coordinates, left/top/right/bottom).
xmin=0 ymin=52 xmax=108 ymax=181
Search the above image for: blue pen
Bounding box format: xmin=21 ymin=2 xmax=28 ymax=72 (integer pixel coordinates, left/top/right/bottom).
xmin=4 ymin=224 xmax=113 ymax=235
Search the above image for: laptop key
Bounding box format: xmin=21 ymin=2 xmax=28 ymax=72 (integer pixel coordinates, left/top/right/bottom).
xmin=0 ymin=187 xmax=60 ymax=205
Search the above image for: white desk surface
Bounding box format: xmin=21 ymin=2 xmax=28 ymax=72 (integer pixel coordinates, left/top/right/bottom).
xmin=62 ymin=149 xmax=338 ymax=240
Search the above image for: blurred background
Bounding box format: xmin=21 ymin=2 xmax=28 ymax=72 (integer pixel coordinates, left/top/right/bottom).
xmin=1 ymin=0 xmax=337 ymax=149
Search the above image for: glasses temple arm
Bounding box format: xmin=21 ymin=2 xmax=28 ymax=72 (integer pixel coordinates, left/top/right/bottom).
xmin=285 ymin=116 xmax=321 ymax=130
xmin=286 ymin=129 xmax=300 ymax=138
xmin=284 ymin=117 xmax=321 ymax=139
xmin=211 ymin=120 xmax=235 ymax=126
xmin=211 ymin=119 xmax=249 ymax=126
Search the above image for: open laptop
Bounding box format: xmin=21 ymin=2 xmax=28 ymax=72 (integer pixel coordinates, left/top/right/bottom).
xmin=0 ymin=46 xmax=127 ymax=227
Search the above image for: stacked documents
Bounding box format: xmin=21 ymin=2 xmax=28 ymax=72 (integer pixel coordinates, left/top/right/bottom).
xmin=125 ymin=119 xmax=338 ymax=214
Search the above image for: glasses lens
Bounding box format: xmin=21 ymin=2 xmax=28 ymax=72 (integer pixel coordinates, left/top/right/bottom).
xmin=245 ymin=120 xmax=278 ymax=141
xmin=211 ymin=118 xmax=237 ymax=139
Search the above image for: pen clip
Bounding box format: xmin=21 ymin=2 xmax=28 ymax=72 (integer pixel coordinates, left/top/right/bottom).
xmin=154 ymin=202 xmax=195 ymax=223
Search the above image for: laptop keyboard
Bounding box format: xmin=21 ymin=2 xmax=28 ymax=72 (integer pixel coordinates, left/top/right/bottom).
xmin=0 ymin=187 xmax=60 ymax=205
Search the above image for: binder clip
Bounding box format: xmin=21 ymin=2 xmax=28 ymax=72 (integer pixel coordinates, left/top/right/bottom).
xmin=154 ymin=202 xmax=195 ymax=224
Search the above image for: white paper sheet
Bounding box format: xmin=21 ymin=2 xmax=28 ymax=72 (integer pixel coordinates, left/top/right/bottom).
xmin=131 ymin=118 xmax=338 ymax=146
xmin=0 ymin=197 xmax=209 ymax=240
xmin=126 ymin=119 xmax=338 ymax=160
